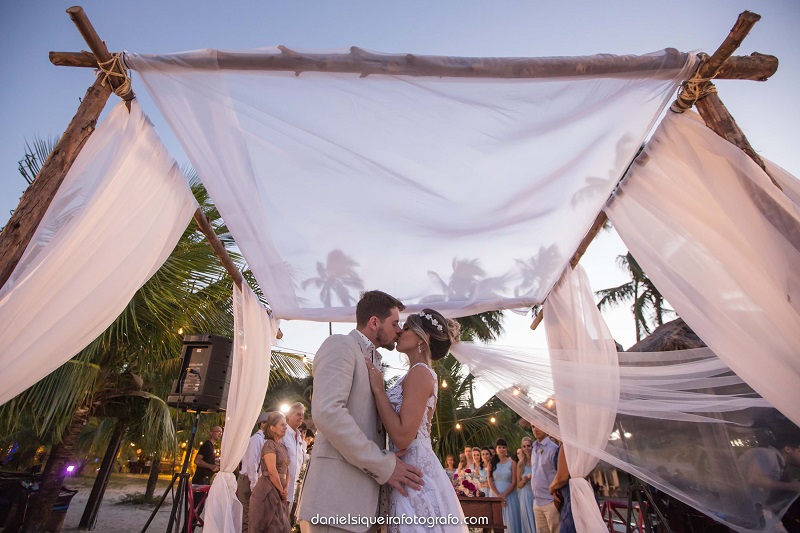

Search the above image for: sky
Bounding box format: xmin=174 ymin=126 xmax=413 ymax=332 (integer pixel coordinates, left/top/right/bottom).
xmin=1 ymin=1 xmax=798 ymax=369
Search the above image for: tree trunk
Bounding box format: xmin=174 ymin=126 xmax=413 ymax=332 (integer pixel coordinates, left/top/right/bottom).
xmin=144 ymin=457 xmax=162 ymax=502
xmin=21 ymin=406 xmax=89 ymax=532
xmin=78 ymin=421 xmax=125 ymax=529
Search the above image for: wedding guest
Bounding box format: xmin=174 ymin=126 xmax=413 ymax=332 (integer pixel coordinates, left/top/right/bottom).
xmin=470 ymin=448 xmax=483 ymax=474
xmin=480 ymin=447 xmax=493 ymax=496
xmin=532 ymin=426 xmax=560 ymax=533
xmin=249 ymin=412 xmax=291 ymax=533
xmin=281 ymin=402 xmax=307 ymax=515
xmin=549 ymin=445 xmax=576 ymax=533
xmin=239 ymin=413 xmax=270 ymax=532
xmin=457 ymin=452 xmax=468 ymax=474
xmin=444 ymin=454 xmax=458 ymax=479
xmin=490 ymin=438 xmax=521 ymax=533
xmin=517 ymin=436 xmax=536 ymax=533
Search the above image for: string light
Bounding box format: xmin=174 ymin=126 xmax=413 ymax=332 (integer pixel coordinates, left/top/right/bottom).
xmin=490 ymin=417 xmax=496 ymax=424
xmin=178 ymin=327 xmax=184 ymax=335
xmin=455 ymin=423 xmax=462 ymax=430
xmin=441 ymin=380 xmax=448 ymax=388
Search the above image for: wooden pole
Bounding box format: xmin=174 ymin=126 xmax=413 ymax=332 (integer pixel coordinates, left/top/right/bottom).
xmin=532 ymin=10 xmax=776 ymax=331
xmin=50 ymin=48 xmax=777 ymax=82
xmin=0 ymin=76 xmax=111 ymax=290
xmin=66 ymin=6 xmax=134 ymax=101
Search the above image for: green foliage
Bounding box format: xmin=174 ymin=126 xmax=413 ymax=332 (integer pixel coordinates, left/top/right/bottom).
xmin=596 ymin=252 xmax=673 ymax=342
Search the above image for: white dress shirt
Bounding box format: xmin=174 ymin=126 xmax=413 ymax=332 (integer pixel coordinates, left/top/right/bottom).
xmin=241 ymin=429 xmax=266 ymax=490
xmin=282 ymin=425 xmax=307 ymax=503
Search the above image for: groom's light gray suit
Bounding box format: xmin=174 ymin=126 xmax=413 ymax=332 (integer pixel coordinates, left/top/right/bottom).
xmin=297 ymin=330 xmax=395 ymax=533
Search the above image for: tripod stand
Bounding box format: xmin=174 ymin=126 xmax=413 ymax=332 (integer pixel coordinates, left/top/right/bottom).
xmin=140 ymin=410 xmax=202 ymax=533
xmin=625 ymin=477 xmax=672 ymax=533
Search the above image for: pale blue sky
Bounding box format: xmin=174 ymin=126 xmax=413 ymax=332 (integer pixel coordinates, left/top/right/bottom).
xmin=2 ymin=1 xmax=798 ymax=358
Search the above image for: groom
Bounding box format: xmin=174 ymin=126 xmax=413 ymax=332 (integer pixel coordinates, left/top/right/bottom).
xmin=298 ymin=290 xmax=423 ymax=533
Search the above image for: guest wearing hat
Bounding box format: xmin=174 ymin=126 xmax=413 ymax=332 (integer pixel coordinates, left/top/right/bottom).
xmin=238 ymin=413 xmax=271 ymax=532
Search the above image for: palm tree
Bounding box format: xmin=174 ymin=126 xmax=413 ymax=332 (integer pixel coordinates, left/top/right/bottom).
xmin=596 ymin=252 xmax=673 ymax=342
xmin=431 ymin=355 xmax=527 ymax=460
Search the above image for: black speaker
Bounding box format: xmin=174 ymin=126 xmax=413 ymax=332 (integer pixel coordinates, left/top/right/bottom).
xmin=167 ymin=334 xmax=232 ymax=412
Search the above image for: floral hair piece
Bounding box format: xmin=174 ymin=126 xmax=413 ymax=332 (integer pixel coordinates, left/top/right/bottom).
xmin=419 ymin=312 xmax=444 ymax=332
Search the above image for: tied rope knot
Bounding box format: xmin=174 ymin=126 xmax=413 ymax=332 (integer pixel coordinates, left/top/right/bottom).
xmin=671 ymin=69 xmax=719 ymax=113
xmin=95 ymin=52 xmax=132 ymax=98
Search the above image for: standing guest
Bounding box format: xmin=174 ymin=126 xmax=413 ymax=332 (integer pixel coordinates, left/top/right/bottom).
xmin=531 ymin=426 xmax=560 ymax=533
xmin=490 ymin=438 xmax=521 ymax=533
xmin=549 ymin=445 xmax=576 ymax=533
xmin=444 ymin=454 xmax=458 ymax=479
xmin=193 ymin=426 xmax=222 ymax=484
xmin=238 ymin=413 xmax=270 ymax=532
xmin=281 ymin=402 xmax=308 ymax=518
xmin=464 ymin=445 xmax=473 ymax=467
xmin=517 ymin=437 xmax=536 ymax=533
xmin=191 ymin=426 xmax=222 ymax=522
xmin=480 ymin=447 xmax=494 ymax=496
xmin=250 ymin=412 xmax=291 ymax=533
xmin=457 ymin=452 xmax=468 ymax=474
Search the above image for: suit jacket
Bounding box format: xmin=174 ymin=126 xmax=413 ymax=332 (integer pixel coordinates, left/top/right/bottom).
xmin=297 ymin=330 xmax=395 ymax=532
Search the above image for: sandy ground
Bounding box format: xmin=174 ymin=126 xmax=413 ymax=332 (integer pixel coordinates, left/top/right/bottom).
xmin=61 ymin=472 xmax=195 ymax=533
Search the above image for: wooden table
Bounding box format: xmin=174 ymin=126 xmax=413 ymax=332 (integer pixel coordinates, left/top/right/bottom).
xmin=458 ymin=496 xmax=506 ymax=532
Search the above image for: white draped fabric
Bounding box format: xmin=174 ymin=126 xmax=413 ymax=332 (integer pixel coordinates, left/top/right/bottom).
xmin=451 ymin=341 xmax=793 ymax=532
xmin=204 ymin=283 xmax=276 ymax=533
xmin=0 ymin=102 xmax=197 ymax=405
xmin=127 ymin=48 xmax=693 ymax=322
xmin=606 ymin=110 xmax=800 ymax=427
xmin=544 ymin=266 xmax=617 ymax=533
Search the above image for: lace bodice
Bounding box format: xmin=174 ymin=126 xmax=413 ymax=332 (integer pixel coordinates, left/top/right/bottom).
xmin=385 ymin=363 xmax=467 ymax=532
xmin=386 ymin=362 xmax=437 ymax=443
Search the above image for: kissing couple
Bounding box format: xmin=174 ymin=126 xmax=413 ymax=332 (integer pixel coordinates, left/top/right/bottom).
xmin=297 ymin=290 xmax=468 ymax=533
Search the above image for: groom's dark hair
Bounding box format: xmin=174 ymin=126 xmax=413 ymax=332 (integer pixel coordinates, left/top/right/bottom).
xmin=356 ymin=290 xmax=405 ymax=327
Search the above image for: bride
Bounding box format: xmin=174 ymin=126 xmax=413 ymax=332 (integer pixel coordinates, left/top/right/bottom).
xmin=364 ymin=308 xmax=468 ymax=532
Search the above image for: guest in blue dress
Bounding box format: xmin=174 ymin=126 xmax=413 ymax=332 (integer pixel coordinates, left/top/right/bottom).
xmin=479 ymin=447 xmax=493 ymax=496
xmin=489 ymin=438 xmax=521 ymax=533
xmin=517 ymin=437 xmax=536 ymax=533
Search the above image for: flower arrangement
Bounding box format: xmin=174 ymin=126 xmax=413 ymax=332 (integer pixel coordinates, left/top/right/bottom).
xmin=452 ymin=468 xmax=484 ymax=498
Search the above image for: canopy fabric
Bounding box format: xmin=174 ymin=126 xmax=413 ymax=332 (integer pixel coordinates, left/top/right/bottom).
xmin=606 ymin=110 xmax=800 ymax=428
xmin=544 ymin=265 xmax=618 ymax=532
xmin=204 ymin=282 xmax=277 ymax=533
xmin=127 ymin=48 xmax=694 ymax=322
xmin=0 ymin=101 xmax=197 ymax=405
xmin=451 ymin=341 xmax=792 ymax=532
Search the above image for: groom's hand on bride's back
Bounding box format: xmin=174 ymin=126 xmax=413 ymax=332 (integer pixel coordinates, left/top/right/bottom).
xmin=386 ymin=455 xmax=423 ymax=496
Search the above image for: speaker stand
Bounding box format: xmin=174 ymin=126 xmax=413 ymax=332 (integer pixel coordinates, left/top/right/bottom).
xmin=140 ymin=410 xmax=202 ymax=533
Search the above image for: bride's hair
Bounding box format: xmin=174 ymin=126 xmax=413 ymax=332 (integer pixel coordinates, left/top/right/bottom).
xmin=405 ymin=308 xmax=460 ymax=360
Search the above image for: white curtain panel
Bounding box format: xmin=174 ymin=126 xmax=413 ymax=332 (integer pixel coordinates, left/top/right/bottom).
xmin=204 ymin=282 xmax=276 ymax=533
xmin=606 ymin=110 xmax=800 ymax=427
xmin=127 ymin=48 xmax=693 ymax=322
xmin=0 ymin=102 xmax=197 ymax=405
xmin=544 ymin=265 xmax=618 ymax=533
xmin=450 ymin=341 xmax=789 ymax=531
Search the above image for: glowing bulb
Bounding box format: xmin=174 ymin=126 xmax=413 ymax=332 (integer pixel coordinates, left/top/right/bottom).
xmin=490 ymin=417 xmax=496 ymax=424
xmin=441 ymin=380 xmax=448 ymax=388
xmin=178 ymin=327 xmax=184 ymax=335
xmin=546 ymin=399 xmax=555 ymax=408
xmin=455 ymin=423 xmax=462 ymax=430
xmin=512 ymin=388 xmax=520 ymax=396
xmin=280 ymin=403 xmax=290 ymax=413
xmin=66 ymin=465 xmax=75 ymax=473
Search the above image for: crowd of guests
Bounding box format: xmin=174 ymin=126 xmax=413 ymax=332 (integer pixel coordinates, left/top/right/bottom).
xmin=446 ymin=425 xmax=576 ymax=533
xmin=193 ymin=402 xmax=312 ymax=533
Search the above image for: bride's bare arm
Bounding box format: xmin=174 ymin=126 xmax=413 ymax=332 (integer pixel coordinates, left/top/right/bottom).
xmin=365 ymin=360 xmax=434 ymax=450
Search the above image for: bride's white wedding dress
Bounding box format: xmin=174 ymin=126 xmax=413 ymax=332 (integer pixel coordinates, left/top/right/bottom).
xmin=386 ymin=363 xmax=468 ymax=532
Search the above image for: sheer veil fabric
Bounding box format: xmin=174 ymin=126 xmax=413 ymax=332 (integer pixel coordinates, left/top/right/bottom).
xmin=0 ymin=101 xmax=197 ymax=405
xmin=127 ymin=48 xmax=694 ymax=322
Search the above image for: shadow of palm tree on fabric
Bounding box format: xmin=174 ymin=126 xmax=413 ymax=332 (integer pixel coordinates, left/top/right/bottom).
xmin=301 ymin=249 xmax=365 ymax=307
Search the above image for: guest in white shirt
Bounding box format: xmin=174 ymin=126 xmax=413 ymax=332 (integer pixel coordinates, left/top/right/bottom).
xmin=281 ymin=402 xmax=307 ymax=519
xmin=237 ymin=412 xmax=270 ymax=532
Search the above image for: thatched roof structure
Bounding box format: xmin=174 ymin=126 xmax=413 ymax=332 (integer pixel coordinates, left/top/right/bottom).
xmin=626 ymin=318 xmax=706 ymax=352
